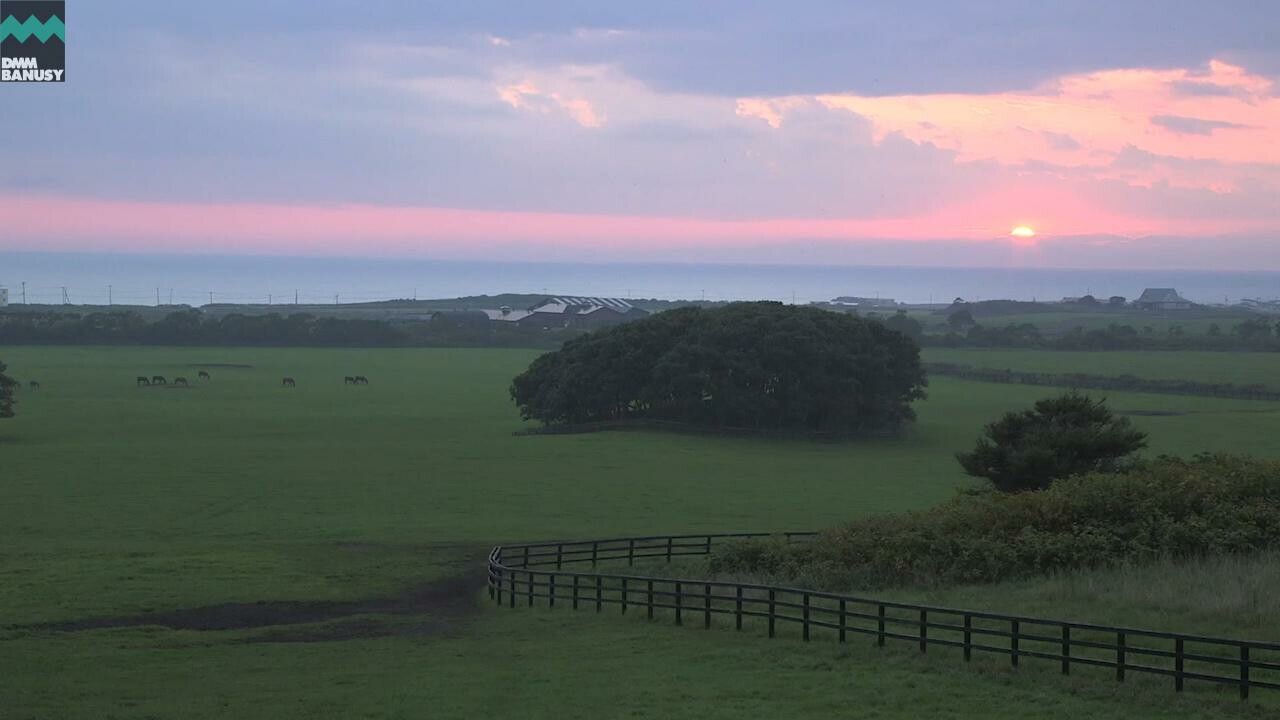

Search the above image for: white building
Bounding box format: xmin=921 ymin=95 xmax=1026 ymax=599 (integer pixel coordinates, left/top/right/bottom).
xmin=0 ymin=287 xmax=8 ymax=307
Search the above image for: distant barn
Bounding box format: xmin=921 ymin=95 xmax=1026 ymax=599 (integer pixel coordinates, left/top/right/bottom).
xmin=1134 ymin=288 xmax=1193 ymax=311
xmin=519 ymin=297 xmax=650 ymax=330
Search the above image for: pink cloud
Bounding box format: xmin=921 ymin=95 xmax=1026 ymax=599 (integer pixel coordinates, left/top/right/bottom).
xmin=742 ymin=60 xmax=1278 ymax=193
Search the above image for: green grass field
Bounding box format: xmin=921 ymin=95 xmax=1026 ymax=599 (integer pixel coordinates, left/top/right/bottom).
xmin=924 ymin=347 xmax=1280 ymax=387
xmin=2 ymin=346 xmax=1279 ymax=719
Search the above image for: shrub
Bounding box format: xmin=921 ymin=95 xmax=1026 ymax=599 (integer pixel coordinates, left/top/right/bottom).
xmin=710 ymin=455 xmax=1280 ymax=589
xmin=956 ymin=391 xmax=1147 ymax=492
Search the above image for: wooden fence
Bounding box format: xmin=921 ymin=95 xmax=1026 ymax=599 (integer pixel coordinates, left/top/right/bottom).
xmin=487 ymin=532 xmax=1280 ymax=700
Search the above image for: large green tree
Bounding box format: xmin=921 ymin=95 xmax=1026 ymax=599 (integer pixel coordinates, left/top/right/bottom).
xmin=0 ymin=360 xmax=16 ymax=418
xmin=956 ymin=391 xmax=1147 ymax=492
xmin=511 ymin=302 xmax=927 ymax=434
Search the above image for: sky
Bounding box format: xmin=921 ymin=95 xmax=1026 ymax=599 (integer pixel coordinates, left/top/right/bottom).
xmin=2 ymin=1 xmax=1279 ymax=269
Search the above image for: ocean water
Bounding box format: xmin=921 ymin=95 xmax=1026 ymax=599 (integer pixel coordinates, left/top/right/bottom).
xmin=1 ymin=252 xmax=1277 ymax=307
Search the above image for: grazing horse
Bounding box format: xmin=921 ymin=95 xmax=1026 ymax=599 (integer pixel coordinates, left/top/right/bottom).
xmin=282 ymin=377 xmax=296 ymax=387
xmin=354 ymin=375 xmax=369 ymax=385
xmin=152 ymin=376 xmax=167 ymax=385
xmin=28 ymin=381 xmax=40 ymax=390
xmin=198 ymin=371 xmax=211 ymax=380
xmin=136 ymin=376 xmax=151 ymax=387
xmin=173 ymin=377 xmax=190 ymax=387
xmin=344 ymin=376 xmax=357 ymax=385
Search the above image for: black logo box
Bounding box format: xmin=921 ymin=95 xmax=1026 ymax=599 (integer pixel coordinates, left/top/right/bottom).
xmin=1 ymin=1 xmax=65 ymax=75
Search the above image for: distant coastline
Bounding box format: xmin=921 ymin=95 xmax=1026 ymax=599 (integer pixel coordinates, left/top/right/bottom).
xmin=1 ymin=252 xmax=1277 ymax=308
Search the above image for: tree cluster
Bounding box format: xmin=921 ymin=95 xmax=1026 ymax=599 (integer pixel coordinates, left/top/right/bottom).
xmin=511 ymin=302 xmax=927 ymax=434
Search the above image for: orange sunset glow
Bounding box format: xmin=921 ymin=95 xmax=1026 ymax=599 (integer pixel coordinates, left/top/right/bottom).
xmin=2 ymin=7 xmax=1278 ymax=268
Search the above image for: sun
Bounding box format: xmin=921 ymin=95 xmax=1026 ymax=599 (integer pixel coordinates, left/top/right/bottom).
xmin=1010 ymin=225 xmax=1037 ymax=239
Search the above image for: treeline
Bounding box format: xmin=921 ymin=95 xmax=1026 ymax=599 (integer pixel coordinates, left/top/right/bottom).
xmin=0 ymin=310 xmax=573 ymax=348
xmin=919 ymin=317 xmax=1280 ymax=351
xmin=925 ymin=362 xmax=1280 ymax=401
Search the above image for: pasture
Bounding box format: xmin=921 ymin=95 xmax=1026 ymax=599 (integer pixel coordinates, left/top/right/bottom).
xmin=2 ymin=346 xmax=1279 ymax=719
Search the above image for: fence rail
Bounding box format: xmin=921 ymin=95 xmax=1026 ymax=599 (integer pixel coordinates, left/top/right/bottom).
xmin=487 ymin=532 xmax=1280 ymax=700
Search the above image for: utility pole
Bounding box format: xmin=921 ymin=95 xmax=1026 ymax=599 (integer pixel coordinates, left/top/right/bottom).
xmin=295 ymin=289 xmax=299 ymax=305
xmin=209 ymin=291 xmax=214 ymax=305
xmin=157 ymin=288 xmax=161 ymax=306
xmin=21 ymin=281 xmax=26 ymax=304
xmin=61 ymin=286 xmax=69 ymax=304
xmin=268 ymin=294 xmax=272 ymax=305
xmin=334 ymin=293 xmax=339 ymax=305
xmin=108 ymin=285 xmax=113 ymax=306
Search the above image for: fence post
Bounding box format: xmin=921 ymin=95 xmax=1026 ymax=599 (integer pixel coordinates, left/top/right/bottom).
xmin=1175 ymin=638 xmax=1184 ymax=692
xmin=556 ymin=544 xmax=563 ymax=570
xmin=527 ymin=571 xmax=534 ymax=607
xmin=572 ymin=575 xmax=580 ymax=610
xmin=522 ymin=545 xmax=529 ymax=569
xmin=549 ymin=574 xmax=556 ymax=608
xmin=768 ymin=589 xmax=776 ymax=638
xmin=509 ymin=572 xmax=516 ymax=609
xmin=1116 ymin=632 xmax=1126 ymax=681
xmin=675 ymin=582 xmax=683 ymax=626
xmin=919 ymin=610 xmax=927 ymax=653
xmin=647 ymin=579 xmax=655 ymax=620
xmin=1010 ymin=620 xmax=1020 ymax=667
xmin=963 ymin=614 xmax=972 ymax=661
xmin=666 ymin=536 xmax=673 ymax=562
xmin=877 ymin=604 xmax=886 ymax=647
xmin=1061 ymin=625 xmax=1070 ymax=675
xmin=595 ymin=575 xmax=603 ymax=612
xmin=704 ymin=583 xmax=712 ymax=629
xmin=621 ymin=578 xmax=628 ymax=614
xmin=591 ymin=541 xmax=599 ymax=568
xmin=735 ymin=586 xmax=744 ymax=631
xmin=1240 ymin=645 xmax=1250 ymax=701
xmin=803 ymin=593 xmax=811 ymax=642
xmin=704 ymin=535 xmax=712 ymax=556
xmin=495 ymin=566 xmax=503 ymax=605
xmin=628 ymin=538 xmax=635 ymax=566
xmin=839 ymin=599 xmax=847 ymax=644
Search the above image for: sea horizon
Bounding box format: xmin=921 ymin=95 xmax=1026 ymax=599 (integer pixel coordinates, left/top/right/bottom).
xmin=2 ymin=251 xmax=1278 ymax=307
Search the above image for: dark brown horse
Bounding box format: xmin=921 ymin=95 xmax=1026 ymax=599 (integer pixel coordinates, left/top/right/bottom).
xmin=28 ymin=380 xmax=40 ymax=390
xmin=136 ymin=376 xmax=151 ymax=387
xmin=173 ymin=377 xmax=189 ymax=387
xmin=198 ymin=370 xmax=211 ymax=380
xmin=354 ymin=375 xmax=369 ymax=385
xmin=282 ymin=377 xmax=296 ymax=387
xmin=152 ymin=376 xmax=167 ymax=385
xmin=344 ymin=376 xmax=357 ymax=385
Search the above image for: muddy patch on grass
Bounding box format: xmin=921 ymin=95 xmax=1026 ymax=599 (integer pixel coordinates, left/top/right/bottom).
xmin=20 ymin=566 xmax=487 ymax=641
